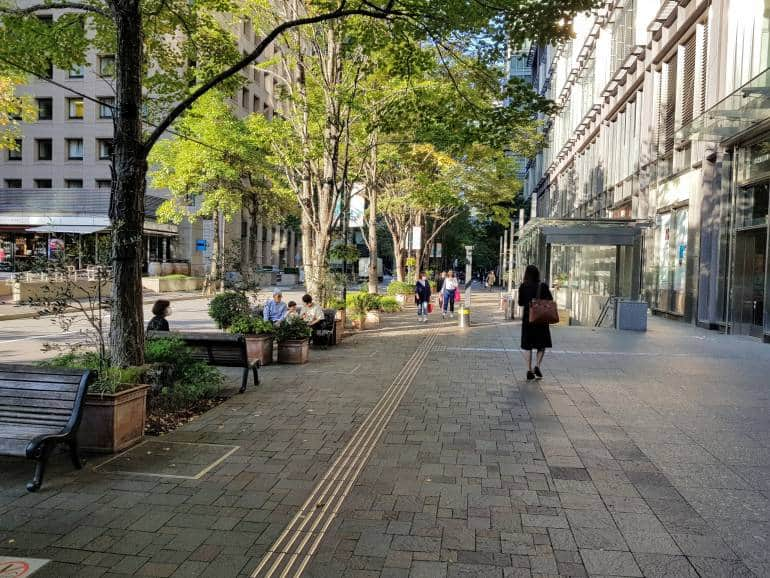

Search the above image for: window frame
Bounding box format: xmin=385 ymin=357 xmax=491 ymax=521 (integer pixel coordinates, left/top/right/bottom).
xmin=66 ymin=138 xmax=84 ymax=160
xmin=67 ymin=97 xmax=84 ymax=119
xmin=98 ymin=96 xmax=114 ymax=119
xmin=34 ymin=179 xmax=53 ymax=189
xmin=7 ymin=140 xmax=22 ymax=161
xmin=36 ymin=97 xmax=53 ymax=120
xmin=65 ymin=179 xmax=84 ymax=188
xmin=97 ymin=138 xmax=113 ymax=160
xmin=4 ymin=179 xmax=22 ymax=188
xmin=36 ymin=138 xmax=53 ymax=161
xmin=98 ymin=55 xmax=115 ymax=78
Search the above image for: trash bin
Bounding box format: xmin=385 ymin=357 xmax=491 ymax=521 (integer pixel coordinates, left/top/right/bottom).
xmin=615 ymin=300 xmax=648 ymax=331
xmin=458 ymin=307 xmax=471 ymax=328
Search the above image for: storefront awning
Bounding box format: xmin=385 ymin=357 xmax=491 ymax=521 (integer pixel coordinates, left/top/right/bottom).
xmin=26 ymin=225 xmax=108 ymax=234
xmin=677 ymin=67 xmax=770 ymax=143
xmin=519 ymin=218 xmax=650 ymax=247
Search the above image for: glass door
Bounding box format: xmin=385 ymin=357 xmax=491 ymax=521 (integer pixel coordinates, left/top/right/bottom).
xmin=733 ymin=227 xmax=767 ymax=337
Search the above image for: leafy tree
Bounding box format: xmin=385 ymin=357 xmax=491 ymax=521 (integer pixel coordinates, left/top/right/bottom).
xmin=0 ymin=0 xmax=599 ymax=366
xmin=0 ymin=72 xmax=34 ymax=149
xmin=148 ymin=91 xmax=291 ymax=291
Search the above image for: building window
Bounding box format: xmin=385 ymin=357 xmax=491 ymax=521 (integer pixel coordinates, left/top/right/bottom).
xmin=68 ymin=64 xmax=84 ymax=79
xmin=36 ymin=139 xmax=52 ymax=161
xmin=97 ymin=138 xmax=113 ymax=160
xmin=67 ymin=138 xmax=84 ymax=160
xmin=8 ymin=140 xmax=22 ymax=161
xmin=99 ymin=55 xmax=115 ymax=77
xmin=96 ymin=179 xmax=111 ymax=189
xmin=98 ymin=96 xmax=114 ymax=118
xmin=36 ymin=98 xmax=53 ymax=120
xmin=67 ymin=97 xmax=84 ymax=119
xmin=65 ymin=179 xmax=83 ymax=188
xmin=34 ymin=179 xmax=52 ymax=189
xmin=253 ymin=95 xmax=261 ymax=113
xmin=4 ymin=179 xmax=22 ymax=188
xmin=241 ymin=88 xmax=249 ymax=109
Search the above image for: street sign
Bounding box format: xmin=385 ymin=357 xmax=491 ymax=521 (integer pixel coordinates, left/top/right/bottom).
xmin=0 ymin=557 xmax=50 ymax=577
xmin=195 ymin=239 xmax=207 ymax=252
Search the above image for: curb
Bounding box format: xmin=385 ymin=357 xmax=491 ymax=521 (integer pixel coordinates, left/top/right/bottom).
xmin=0 ymin=294 xmax=206 ymax=322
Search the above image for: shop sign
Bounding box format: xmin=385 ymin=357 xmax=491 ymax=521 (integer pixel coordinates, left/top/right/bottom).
xmin=0 ymin=557 xmax=50 ymax=577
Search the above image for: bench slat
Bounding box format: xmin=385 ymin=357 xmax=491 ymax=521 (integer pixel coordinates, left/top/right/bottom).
xmin=0 ymin=396 xmax=77 ymax=410
xmin=0 ymin=437 xmax=28 ymax=456
xmin=0 ymin=424 xmax=61 ymax=438
xmin=0 ymin=379 xmax=80 ymax=393
xmin=0 ymin=388 xmax=77 ymax=401
xmin=0 ymin=404 xmax=73 ymax=415
xmin=0 ymin=415 xmax=69 ymax=427
xmin=0 ymin=370 xmax=82 ymax=383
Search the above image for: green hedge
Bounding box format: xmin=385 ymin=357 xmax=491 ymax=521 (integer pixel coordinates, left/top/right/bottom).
xmin=386 ymin=281 xmax=414 ymax=295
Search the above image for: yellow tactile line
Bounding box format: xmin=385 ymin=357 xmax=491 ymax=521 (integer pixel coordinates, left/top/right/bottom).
xmin=252 ymin=329 xmax=439 ymax=578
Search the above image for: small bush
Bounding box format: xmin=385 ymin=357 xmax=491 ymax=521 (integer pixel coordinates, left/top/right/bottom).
xmin=379 ymin=296 xmax=401 ymax=313
xmin=386 ymin=281 xmax=414 ymax=295
xmin=40 ymin=352 xmax=146 ymax=395
xmin=145 ymin=336 xmax=190 ymax=365
xmin=208 ymin=291 xmax=250 ymax=329
xmin=228 ymin=315 xmax=274 ymax=335
xmin=324 ymin=297 xmax=346 ymax=310
xmin=275 ymin=316 xmax=312 ymax=341
xmin=347 ymin=292 xmax=381 ymax=314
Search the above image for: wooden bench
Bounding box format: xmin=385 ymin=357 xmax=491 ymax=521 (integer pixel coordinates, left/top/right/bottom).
xmin=311 ymin=309 xmax=338 ymax=349
xmin=147 ymin=331 xmax=259 ymax=393
xmin=0 ymin=364 xmax=93 ymax=492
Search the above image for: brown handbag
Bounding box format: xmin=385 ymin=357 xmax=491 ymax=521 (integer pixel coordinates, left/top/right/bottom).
xmin=529 ymin=283 xmax=559 ymax=325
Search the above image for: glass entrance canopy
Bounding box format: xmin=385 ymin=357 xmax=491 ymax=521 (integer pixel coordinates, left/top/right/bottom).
xmin=515 ymin=219 xmax=649 ymax=325
xmin=677 ymin=67 xmax=770 ymax=143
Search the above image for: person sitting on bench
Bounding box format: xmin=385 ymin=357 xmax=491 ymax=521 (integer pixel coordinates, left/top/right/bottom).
xmin=263 ymin=288 xmax=288 ymax=325
xmin=299 ymin=293 xmax=324 ymax=328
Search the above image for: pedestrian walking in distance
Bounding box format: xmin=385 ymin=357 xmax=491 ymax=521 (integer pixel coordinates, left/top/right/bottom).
xmin=415 ymin=271 xmax=432 ymax=323
xmin=487 ymin=270 xmax=496 ymax=291
xmin=518 ymin=265 xmax=553 ymax=381
xmin=147 ymin=299 xmax=171 ymax=332
xmin=441 ymin=270 xmax=459 ymax=318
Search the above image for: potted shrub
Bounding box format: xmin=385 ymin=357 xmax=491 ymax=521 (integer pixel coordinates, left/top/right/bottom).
xmin=347 ymin=293 xmax=381 ymax=329
xmin=208 ymin=291 xmax=250 ymax=329
xmin=387 ymin=281 xmax=415 ymax=305
xmin=42 ymin=353 xmax=149 ymax=454
xmin=275 ymin=316 xmax=312 ymax=364
xmin=229 ymin=315 xmax=275 ymax=365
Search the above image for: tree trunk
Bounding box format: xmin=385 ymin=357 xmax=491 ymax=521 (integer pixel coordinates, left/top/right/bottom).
xmin=207 ymin=209 xmax=220 ymax=296
xmin=108 ymin=0 xmax=146 ymax=368
xmin=395 ymin=249 xmax=406 ymax=282
xmin=247 ymin=199 xmax=259 ymax=269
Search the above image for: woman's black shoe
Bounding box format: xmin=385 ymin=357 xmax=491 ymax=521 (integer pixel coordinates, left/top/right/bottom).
xmin=534 ymin=367 xmax=543 ymax=380
xmin=526 ymin=371 xmax=535 ymax=381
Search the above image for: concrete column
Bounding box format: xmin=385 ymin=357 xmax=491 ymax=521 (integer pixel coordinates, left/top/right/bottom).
xmin=502 ymin=228 xmax=508 ymax=287
xmin=288 ymin=230 xmax=295 ymax=268
xmin=255 ymin=220 xmax=263 ymax=266
xmin=508 ymin=220 xmax=515 ymax=293
xmin=272 ymin=226 xmax=280 ymax=267
xmin=265 ymin=225 xmax=273 ymax=269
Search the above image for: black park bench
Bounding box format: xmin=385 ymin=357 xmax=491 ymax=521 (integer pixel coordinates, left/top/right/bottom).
xmin=147 ymin=331 xmax=259 ymax=393
xmin=0 ymin=364 xmax=93 ymax=492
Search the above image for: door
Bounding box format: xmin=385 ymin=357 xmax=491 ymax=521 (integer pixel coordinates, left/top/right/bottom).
xmin=733 ymin=227 xmax=767 ymax=337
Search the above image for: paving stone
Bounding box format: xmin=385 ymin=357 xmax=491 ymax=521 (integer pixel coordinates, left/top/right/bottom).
xmin=410 ymin=560 xmax=448 ymax=577
xmin=579 ymin=549 xmax=642 ymax=576
xmin=634 ymin=553 xmax=699 ymax=578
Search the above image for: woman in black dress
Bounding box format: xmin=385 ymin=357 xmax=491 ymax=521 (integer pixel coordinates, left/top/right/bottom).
xmin=518 ymin=265 xmax=553 ymax=381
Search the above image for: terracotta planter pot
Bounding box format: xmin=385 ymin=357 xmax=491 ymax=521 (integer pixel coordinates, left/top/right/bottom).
xmin=246 ymin=334 xmax=274 ymax=365
xmin=78 ymin=384 xmax=149 ymax=453
xmin=365 ymin=310 xmax=381 ymax=327
xmin=277 ymin=339 xmax=309 ymax=364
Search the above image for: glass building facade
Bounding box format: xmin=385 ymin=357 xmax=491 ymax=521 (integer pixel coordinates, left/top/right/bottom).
xmin=523 ymin=0 xmax=770 ymax=343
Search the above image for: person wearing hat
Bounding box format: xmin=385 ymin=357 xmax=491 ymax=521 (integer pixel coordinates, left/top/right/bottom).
xmin=263 ymin=288 xmax=288 ymax=324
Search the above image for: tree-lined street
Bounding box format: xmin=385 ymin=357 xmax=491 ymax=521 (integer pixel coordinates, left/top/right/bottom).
xmin=2 ymin=296 xmax=769 ymax=577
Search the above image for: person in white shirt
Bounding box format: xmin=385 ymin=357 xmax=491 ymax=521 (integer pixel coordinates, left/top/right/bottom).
xmin=441 ymin=270 xmax=459 ymax=318
xmin=299 ymin=293 xmax=324 ymax=327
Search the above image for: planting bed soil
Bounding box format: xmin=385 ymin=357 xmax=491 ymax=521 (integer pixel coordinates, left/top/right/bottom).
xmin=145 ymin=396 xmax=229 ymax=436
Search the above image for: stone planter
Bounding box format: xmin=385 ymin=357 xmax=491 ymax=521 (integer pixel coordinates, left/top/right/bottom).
xmin=78 ymin=384 xmax=149 ymax=453
xmin=351 ymin=316 xmax=366 ymax=330
xmin=277 ymin=339 xmax=309 ymax=364
xmin=394 ymin=294 xmax=412 ymax=305
xmin=246 ymin=334 xmax=274 ymax=365
xmin=365 ymin=310 xmax=381 ymax=327
xmin=141 ymin=276 xmax=203 ymax=293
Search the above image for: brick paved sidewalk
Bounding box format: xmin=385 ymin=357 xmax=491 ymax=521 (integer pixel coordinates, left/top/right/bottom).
xmin=1 ymin=293 xmax=769 ymax=577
